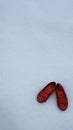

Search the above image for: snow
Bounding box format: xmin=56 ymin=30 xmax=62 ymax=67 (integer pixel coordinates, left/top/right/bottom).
xmin=0 ymin=0 xmax=73 ymax=130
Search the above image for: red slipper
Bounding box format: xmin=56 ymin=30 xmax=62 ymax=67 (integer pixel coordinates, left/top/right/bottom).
xmin=56 ymin=83 xmax=68 ymax=111
xmin=37 ymin=82 xmax=56 ymax=103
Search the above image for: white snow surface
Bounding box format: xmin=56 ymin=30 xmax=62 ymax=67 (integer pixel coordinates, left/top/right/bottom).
xmin=0 ymin=0 xmax=73 ymax=130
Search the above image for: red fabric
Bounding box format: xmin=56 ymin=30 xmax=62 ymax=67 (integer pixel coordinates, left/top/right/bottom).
xmin=37 ymin=82 xmax=68 ymax=111
xmin=37 ymin=82 xmax=56 ymax=103
xmin=56 ymin=83 xmax=68 ymax=111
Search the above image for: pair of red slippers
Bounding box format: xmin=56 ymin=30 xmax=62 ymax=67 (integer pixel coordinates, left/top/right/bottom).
xmin=37 ymin=82 xmax=68 ymax=111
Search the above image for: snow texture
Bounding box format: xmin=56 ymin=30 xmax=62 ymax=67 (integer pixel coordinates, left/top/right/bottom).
xmin=0 ymin=0 xmax=73 ymax=130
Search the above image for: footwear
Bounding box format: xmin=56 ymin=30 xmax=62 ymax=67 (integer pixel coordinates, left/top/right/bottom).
xmin=37 ymin=82 xmax=56 ymax=103
xmin=56 ymin=83 xmax=68 ymax=111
